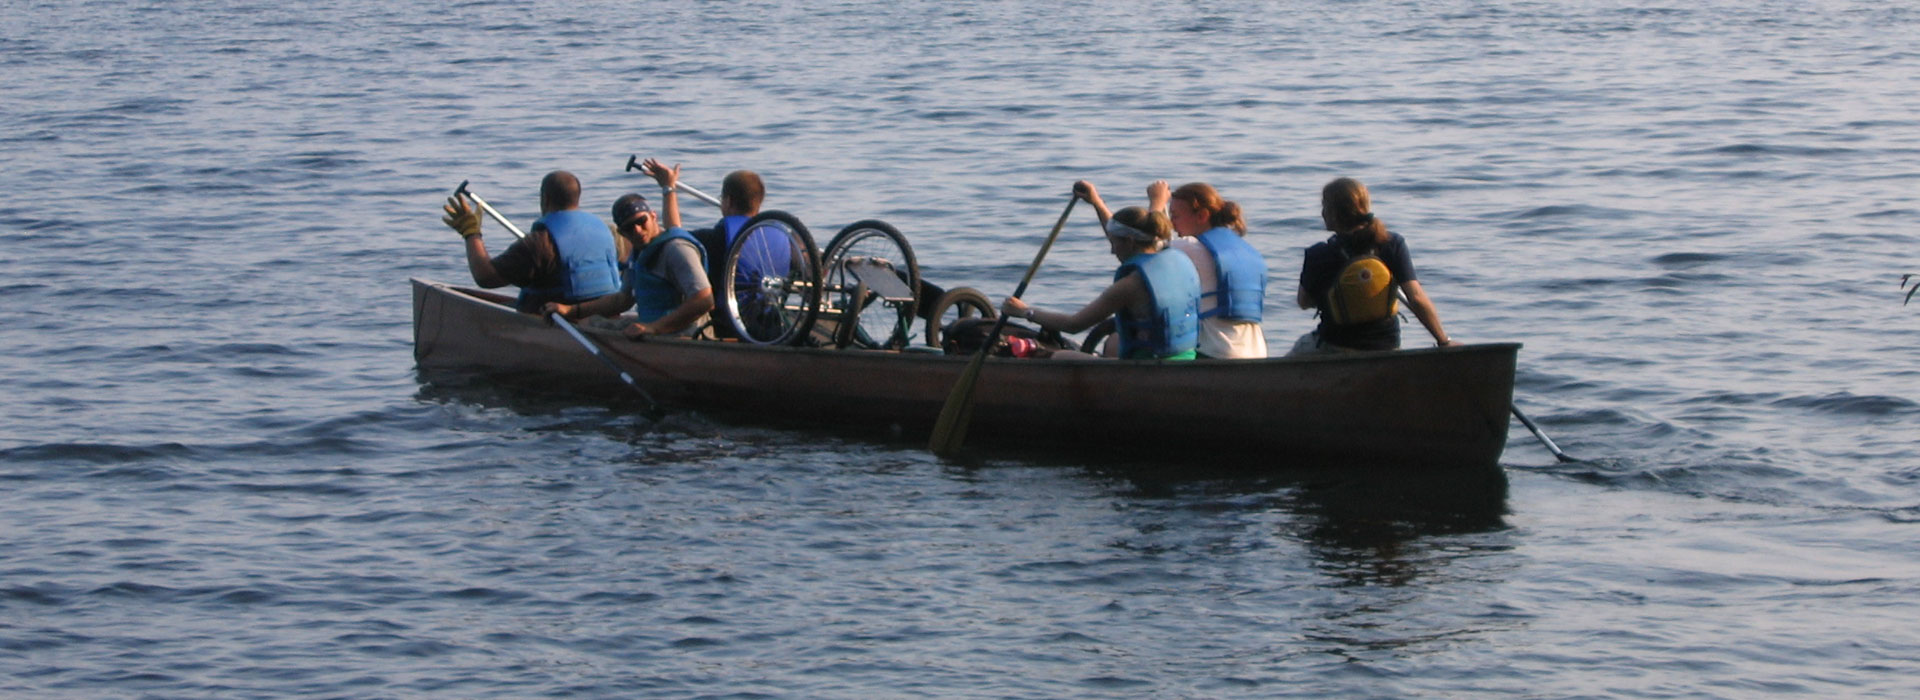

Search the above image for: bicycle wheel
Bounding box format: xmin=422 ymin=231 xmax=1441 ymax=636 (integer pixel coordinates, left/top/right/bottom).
xmin=820 ymin=220 xmax=919 ymax=349
xmin=923 ymin=286 xmax=995 ymax=349
xmin=1077 ymin=317 xmax=1116 ymax=354
xmin=720 ymin=210 xmax=821 ymax=345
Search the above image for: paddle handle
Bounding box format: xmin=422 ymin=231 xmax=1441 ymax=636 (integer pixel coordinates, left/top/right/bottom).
xmin=455 ymin=180 xmax=526 ymax=240
xmin=979 ymin=196 xmax=1081 ymax=356
xmin=1010 ymin=197 xmax=1078 ymax=300
xmin=977 ymin=196 xmax=1081 ymax=357
xmin=625 ymin=156 xmax=724 ymax=208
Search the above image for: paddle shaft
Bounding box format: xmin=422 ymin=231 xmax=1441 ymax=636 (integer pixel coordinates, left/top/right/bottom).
xmin=455 ymin=180 xmax=526 ymax=240
xmin=550 ymin=312 xmax=665 ymax=418
xmin=1510 ymin=403 xmax=1573 ymax=463
xmin=929 ymin=195 xmax=1079 ymax=456
xmin=1385 ymin=286 xmax=1576 ymax=462
xmin=625 ymin=156 xmax=724 ymax=208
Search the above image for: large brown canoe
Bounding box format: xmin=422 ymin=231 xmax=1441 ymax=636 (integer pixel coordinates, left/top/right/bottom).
xmin=412 ymin=278 xmax=1518 ymax=469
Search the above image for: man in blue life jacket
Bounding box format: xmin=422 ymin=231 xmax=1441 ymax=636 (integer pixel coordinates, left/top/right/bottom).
xmin=441 ymin=170 xmax=621 ymax=314
xmin=542 ymin=187 xmax=713 ymax=338
xmin=686 ymin=167 xmax=765 ymax=288
xmin=634 ymin=158 xmax=787 ymax=339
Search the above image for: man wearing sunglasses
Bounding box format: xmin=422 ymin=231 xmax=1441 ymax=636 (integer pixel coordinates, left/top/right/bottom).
xmin=542 ymin=189 xmax=713 ymax=339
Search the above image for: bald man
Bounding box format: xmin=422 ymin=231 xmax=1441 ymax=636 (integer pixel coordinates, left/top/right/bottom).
xmin=442 ymin=170 xmax=622 ymax=313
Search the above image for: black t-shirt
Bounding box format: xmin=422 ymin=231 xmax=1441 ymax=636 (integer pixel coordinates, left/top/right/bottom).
xmin=489 ymin=232 xmax=565 ymax=312
xmin=1299 ymin=232 xmax=1418 ymax=350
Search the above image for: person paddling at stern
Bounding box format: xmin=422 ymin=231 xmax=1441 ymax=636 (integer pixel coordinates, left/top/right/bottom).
xmin=1001 ymin=182 xmax=1203 ymax=361
xmin=441 ymin=170 xmax=622 ymax=314
xmin=543 ymin=162 xmax=714 ymax=339
xmin=1289 ymin=177 xmax=1459 ymax=355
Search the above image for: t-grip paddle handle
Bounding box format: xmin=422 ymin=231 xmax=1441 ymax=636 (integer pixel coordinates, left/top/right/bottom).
xmin=453 ymin=180 xmax=526 ymax=240
xmin=624 ymin=155 xmax=724 ymax=208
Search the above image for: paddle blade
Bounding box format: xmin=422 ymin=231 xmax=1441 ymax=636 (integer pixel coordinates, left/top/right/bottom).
xmin=928 ymin=349 xmax=990 ymax=456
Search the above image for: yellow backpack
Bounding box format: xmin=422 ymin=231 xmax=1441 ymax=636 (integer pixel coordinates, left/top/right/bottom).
xmin=1323 ymin=252 xmax=1397 ymax=325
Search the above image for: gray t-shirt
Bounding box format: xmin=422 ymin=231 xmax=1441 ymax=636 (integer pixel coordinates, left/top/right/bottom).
xmin=646 ymin=237 xmax=711 ymax=300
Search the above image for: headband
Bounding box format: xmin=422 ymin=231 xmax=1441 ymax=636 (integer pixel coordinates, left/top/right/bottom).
xmin=1104 ymin=219 xmax=1158 ymax=244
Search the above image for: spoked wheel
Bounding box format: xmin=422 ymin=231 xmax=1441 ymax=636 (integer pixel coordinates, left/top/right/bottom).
xmin=819 ymin=220 xmax=919 ymax=349
xmin=923 ymin=286 xmax=995 ymax=349
xmin=720 ymin=210 xmax=821 ymax=345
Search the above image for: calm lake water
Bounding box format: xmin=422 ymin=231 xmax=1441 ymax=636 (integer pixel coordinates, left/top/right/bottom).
xmin=3 ymin=0 xmax=1918 ymax=697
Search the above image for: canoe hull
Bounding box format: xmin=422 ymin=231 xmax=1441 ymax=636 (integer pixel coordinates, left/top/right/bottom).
xmin=412 ymin=278 xmax=1516 ymax=470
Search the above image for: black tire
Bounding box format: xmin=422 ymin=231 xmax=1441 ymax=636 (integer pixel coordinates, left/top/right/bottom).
xmin=819 ymin=220 xmax=920 ymax=350
xmin=720 ymin=210 xmax=821 ymax=345
xmin=1077 ymin=317 xmax=1116 ymax=354
xmin=924 ymin=286 xmax=995 ymax=349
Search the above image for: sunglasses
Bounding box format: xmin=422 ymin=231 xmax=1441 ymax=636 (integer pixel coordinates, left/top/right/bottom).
xmin=619 ymin=211 xmax=654 ymax=229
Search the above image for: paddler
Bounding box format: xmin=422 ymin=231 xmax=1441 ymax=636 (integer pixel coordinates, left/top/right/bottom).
xmin=1289 ymin=177 xmax=1459 ymax=354
xmin=544 ymin=163 xmax=714 ymax=339
xmin=441 ymin=170 xmax=622 ymax=314
xmin=1000 ymin=182 xmax=1203 ymax=361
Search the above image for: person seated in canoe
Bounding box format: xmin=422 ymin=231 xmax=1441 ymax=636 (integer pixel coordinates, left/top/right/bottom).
xmin=441 ymin=170 xmax=622 ymax=314
xmin=1081 ymin=179 xmax=1271 ymax=359
xmin=635 ymin=158 xmax=784 ymax=338
xmin=1289 ymin=177 xmax=1460 ymax=354
xmin=999 ymin=185 xmax=1203 ymax=361
xmin=542 ymin=184 xmax=714 ymax=339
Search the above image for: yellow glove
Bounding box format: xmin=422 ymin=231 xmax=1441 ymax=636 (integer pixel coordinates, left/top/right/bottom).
xmin=442 ymin=195 xmax=482 ymax=238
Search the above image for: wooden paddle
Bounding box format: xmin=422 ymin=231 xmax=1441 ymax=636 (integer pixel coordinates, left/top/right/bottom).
xmin=928 ymin=194 xmax=1079 ymax=456
xmin=454 ymin=181 xmax=666 ymax=421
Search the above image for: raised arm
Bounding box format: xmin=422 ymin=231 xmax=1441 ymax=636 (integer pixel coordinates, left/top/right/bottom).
xmin=641 ymin=158 xmax=684 ymax=229
xmin=444 ymin=194 xmax=509 ymax=288
xmin=1146 ymin=180 xmax=1170 ymax=215
xmin=1073 ymin=180 xmax=1113 ymax=225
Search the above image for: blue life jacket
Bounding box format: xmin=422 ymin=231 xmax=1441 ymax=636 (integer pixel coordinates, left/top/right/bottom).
xmin=699 ymin=214 xmax=757 ymax=287
xmin=1113 ymin=250 xmax=1201 ymax=360
xmin=517 ymin=209 xmax=620 ymax=309
xmin=719 ymin=214 xmax=750 ymax=247
xmin=1193 ymin=226 xmax=1267 ymax=322
xmin=628 ymin=228 xmax=706 ymax=323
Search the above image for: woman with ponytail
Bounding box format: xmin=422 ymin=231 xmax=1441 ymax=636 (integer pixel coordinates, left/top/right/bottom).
xmin=1078 ymin=179 xmax=1270 ymax=358
xmin=1152 ymin=180 xmax=1270 ymax=359
xmin=1289 ymin=177 xmax=1458 ymax=354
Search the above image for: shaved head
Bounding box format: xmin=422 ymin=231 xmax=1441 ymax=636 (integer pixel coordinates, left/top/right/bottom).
xmin=540 ymin=170 xmax=582 ymax=213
